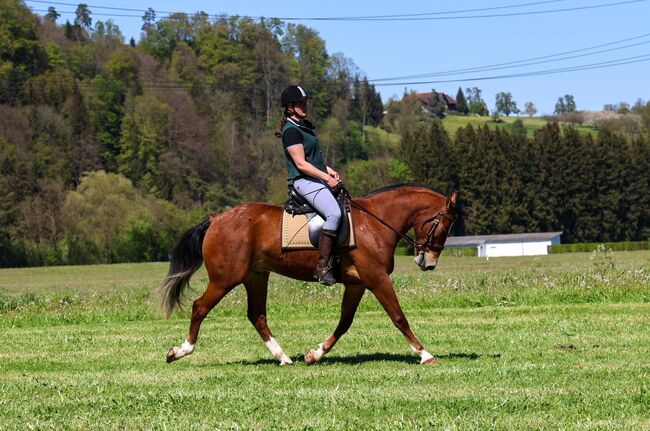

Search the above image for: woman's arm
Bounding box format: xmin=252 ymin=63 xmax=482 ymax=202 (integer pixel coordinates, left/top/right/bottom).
xmin=287 ymin=145 xmax=339 ymax=188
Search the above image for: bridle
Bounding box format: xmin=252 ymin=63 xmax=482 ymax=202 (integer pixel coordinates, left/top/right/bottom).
xmin=412 ymin=210 xmax=456 ymax=253
xmin=340 ymin=187 xmax=455 ymax=253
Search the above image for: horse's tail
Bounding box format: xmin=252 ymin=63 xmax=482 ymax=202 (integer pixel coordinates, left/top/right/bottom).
xmin=160 ymin=218 xmax=211 ymax=318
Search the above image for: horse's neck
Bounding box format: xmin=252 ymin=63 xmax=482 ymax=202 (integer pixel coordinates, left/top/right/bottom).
xmin=360 ymin=189 xmax=435 ymax=234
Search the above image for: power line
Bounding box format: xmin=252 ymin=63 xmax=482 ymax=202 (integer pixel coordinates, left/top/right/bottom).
xmin=370 ymin=53 xmax=650 ymax=86
xmin=22 ymin=0 xmax=648 ymax=21
xmin=24 ymin=0 xmax=569 ymax=17
xmin=370 ymin=33 xmax=650 ymax=82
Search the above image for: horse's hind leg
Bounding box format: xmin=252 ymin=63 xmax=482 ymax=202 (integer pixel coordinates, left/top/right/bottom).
xmin=166 ymin=280 xmax=237 ymax=363
xmin=368 ymin=275 xmax=439 ymax=365
xmin=305 ymin=284 xmax=365 ymax=365
xmin=244 ymin=272 xmax=293 ymax=365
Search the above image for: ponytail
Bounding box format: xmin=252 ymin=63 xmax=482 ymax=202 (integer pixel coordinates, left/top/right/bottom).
xmin=275 ymin=113 xmax=288 ymax=139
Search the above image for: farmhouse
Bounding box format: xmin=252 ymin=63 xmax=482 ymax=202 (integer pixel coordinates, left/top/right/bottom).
xmin=406 ymin=91 xmax=457 ymax=112
xmin=446 ymin=232 xmax=562 ymax=257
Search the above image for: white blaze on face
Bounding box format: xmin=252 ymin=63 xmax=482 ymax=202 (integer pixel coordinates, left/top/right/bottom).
xmin=265 ymin=337 xmax=293 ymax=365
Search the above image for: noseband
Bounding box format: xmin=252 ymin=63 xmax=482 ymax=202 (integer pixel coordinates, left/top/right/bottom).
xmin=413 ymin=210 xmax=456 ymax=253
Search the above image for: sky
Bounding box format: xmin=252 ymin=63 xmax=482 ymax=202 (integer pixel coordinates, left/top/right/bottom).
xmin=25 ymin=0 xmax=650 ymax=115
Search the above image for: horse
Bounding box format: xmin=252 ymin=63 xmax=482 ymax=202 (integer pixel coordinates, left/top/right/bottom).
xmin=161 ymin=184 xmax=457 ymax=366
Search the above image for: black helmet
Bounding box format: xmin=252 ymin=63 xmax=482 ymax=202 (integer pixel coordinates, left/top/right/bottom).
xmin=281 ymin=85 xmax=309 ymax=108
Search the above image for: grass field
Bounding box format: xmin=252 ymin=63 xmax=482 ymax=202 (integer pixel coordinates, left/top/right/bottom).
xmin=1 ymin=251 xmax=649 ymax=430
xmin=441 ymin=115 xmax=597 ymax=139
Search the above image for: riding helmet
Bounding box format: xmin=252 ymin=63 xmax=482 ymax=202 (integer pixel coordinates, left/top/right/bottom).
xmin=281 ymin=85 xmax=310 ymax=107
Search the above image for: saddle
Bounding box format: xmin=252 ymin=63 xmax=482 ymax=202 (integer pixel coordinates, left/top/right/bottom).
xmin=281 ymin=184 xmax=355 ymax=250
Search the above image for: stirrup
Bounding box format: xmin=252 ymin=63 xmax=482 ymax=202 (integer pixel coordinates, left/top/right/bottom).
xmin=314 ymin=266 xmax=336 ymax=286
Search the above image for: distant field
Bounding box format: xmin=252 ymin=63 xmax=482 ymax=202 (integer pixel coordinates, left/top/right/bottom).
xmin=1 ymin=252 xmax=649 ymax=430
xmin=442 ymin=115 xmax=596 ymax=138
xmin=371 ymin=116 xmax=595 ymax=143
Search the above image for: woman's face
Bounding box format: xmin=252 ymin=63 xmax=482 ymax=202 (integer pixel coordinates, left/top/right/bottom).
xmin=289 ymin=100 xmax=309 ymax=118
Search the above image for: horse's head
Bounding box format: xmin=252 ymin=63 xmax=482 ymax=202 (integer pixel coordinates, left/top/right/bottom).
xmin=413 ymin=191 xmax=457 ymax=271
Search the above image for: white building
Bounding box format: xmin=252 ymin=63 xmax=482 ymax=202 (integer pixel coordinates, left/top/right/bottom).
xmin=445 ymin=232 xmax=562 ymax=257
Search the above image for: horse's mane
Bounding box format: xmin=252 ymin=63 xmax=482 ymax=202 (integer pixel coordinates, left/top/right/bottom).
xmin=359 ymin=183 xmax=446 ymax=198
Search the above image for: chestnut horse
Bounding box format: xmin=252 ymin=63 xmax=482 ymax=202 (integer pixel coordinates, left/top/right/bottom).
xmin=161 ymin=184 xmax=457 ymax=366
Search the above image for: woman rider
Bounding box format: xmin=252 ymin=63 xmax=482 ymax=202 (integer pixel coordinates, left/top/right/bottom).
xmin=277 ymin=85 xmax=341 ymax=286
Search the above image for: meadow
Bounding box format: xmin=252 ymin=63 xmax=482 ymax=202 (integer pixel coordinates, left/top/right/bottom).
xmin=1 ymin=250 xmax=649 ymax=430
xmin=441 ymin=115 xmax=596 ymax=138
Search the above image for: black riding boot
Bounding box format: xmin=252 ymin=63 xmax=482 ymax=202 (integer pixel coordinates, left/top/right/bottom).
xmin=314 ymin=228 xmax=337 ymax=286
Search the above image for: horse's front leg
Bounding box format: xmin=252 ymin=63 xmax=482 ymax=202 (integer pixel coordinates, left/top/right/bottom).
xmin=244 ymin=272 xmax=293 ymax=365
xmin=305 ymin=284 xmax=365 ymax=365
xmin=367 ymin=274 xmax=439 ymax=365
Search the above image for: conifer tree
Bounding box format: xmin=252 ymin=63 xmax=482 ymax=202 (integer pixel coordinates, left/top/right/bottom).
xmin=455 ymin=87 xmax=468 ymax=115
xmin=45 ymin=7 xmax=60 ymax=23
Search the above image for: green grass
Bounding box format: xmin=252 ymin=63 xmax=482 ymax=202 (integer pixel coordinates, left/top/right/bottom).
xmin=442 ymin=115 xmax=596 ymax=138
xmin=1 ymin=251 xmax=649 ymax=430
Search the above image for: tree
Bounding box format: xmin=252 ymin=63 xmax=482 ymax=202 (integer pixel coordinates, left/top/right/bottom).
xmin=455 ymin=87 xmax=468 ymax=115
xmin=118 ymin=94 xmax=170 ymax=198
xmin=465 ymin=87 xmax=489 ymax=116
xmin=428 ymin=89 xmax=447 ymax=118
xmin=352 ymin=77 xmax=384 ymax=133
xmin=74 ymin=3 xmax=92 ymax=30
xmin=510 ymin=119 xmax=526 ymax=138
xmin=495 ymin=92 xmax=517 ymax=116
xmin=88 ymin=76 xmax=125 ymax=171
xmin=555 ymin=95 xmax=576 ymax=115
xmin=45 ymin=6 xmax=60 ymax=23
xmin=399 ymin=119 xmax=453 ymax=192
xmin=0 ymin=0 xmax=48 ymax=103
xmin=62 ymin=171 xmax=139 ymax=263
xmin=142 ymin=7 xmax=156 ymax=32
xmin=564 ymin=94 xmax=576 ymax=112
xmin=282 ymin=24 xmax=329 ymax=119
xmin=523 ymin=101 xmax=537 ymax=117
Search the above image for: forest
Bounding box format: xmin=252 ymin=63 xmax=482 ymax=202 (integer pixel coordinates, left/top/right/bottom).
xmin=1 ymin=0 xmax=649 ymax=267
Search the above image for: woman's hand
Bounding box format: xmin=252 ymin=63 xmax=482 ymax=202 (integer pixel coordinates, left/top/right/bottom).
xmin=325 ymin=175 xmax=339 ymax=189
xmin=326 ymin=166 xmax=340 ymax=188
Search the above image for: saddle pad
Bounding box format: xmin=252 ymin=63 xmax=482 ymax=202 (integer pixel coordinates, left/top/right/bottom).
xmin=282 ymin=211 xmax=356 ymax=249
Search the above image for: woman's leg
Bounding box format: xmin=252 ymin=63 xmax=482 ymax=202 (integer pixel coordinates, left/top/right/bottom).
xmin=293 ymin=177 xmax=341 ymax=285
xmin=293 ymin=177 xmax=342 ymax=230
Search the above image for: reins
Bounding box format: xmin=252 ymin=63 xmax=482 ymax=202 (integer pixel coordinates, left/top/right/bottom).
xmin=339 ymin=187 xmax=454 ymax=252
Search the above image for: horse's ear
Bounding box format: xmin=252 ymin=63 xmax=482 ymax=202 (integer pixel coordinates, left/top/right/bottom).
xmin=448 ymin=191 xmax=457 ymax=208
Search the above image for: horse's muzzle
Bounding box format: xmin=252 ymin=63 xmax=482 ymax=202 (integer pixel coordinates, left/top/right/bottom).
xmin=414 ymin=252 xmax=436 ymax=271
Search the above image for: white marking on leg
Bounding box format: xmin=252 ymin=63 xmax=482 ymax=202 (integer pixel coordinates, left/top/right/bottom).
xmin=311 ymin=343 xmax=326 ymax=362
xmin=410 ymin=344 xmax=434 ymax=364
xmin=171 ymin=339 xmax=195 ymax=360
xmin=265 ymin=337 xmax=293 ymax=365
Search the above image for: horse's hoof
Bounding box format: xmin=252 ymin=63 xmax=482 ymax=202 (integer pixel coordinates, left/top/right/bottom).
xmin=166 ymin=347 xmax=180 ymax=363
xmin=422 ymin=357 xmax=440 ymax=366
xmin=304 ymin=350 xmax=318 ymax=366
xmin=280 ymin=358 xmax=294 ymax=366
